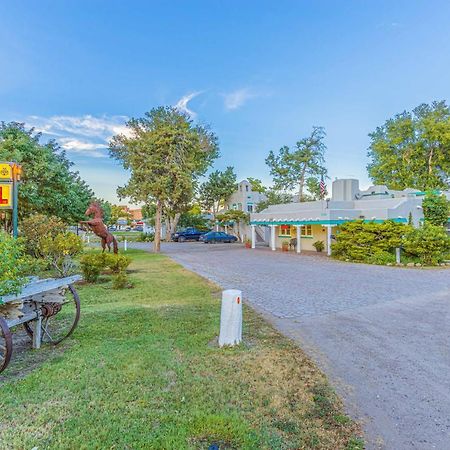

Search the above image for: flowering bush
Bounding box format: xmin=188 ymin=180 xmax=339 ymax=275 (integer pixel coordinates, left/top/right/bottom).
xmin=20 ymin=214 xmax=67 ymax=258
xmin=40 ymin=232 xmax=84 ymax=277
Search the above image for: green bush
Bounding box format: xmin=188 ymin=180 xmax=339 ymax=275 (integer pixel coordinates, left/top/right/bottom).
xmin=0 ymin=233 xmax=29 ymax=297
xmin=332 ymin=220 xmax=409 ymax=262
xmin=422 ymin=191 xmax=450 ymax=226
xmin=403 ymin=224 xmax=450 ymax=265
xmin=20 ymin=214 xmax=67 ymax=258
xmin=112 ymin=272 xmax=129 ymax=289
xmin=313 ymin=240 xmax=325 ymax=252
xmin=137 ymin=232 xmax=154 ymax=242
xmin=108 ymin=255 xmax=132 ymax=274
xmin=80 ymin=253 xmax=132 ymax=284
xmin=366 ymin=251 xmax=396 ymax=265
xmin=79 ymin=254 xmax=103 ymax=283
xmin=40 ymin=232 xmax=84 ymax=277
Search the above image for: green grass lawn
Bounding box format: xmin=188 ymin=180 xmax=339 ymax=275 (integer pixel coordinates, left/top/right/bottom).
xmin=0 ymin=250 xmax=363 ymax=449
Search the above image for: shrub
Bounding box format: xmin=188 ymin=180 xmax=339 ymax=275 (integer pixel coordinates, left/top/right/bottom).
xmin=112 ymin=272 xmax=129 ymax=289
xmin=104 ymin=254 xmax=132 ymax=274
xmin=137 ymin=232 xmax=154 ymax=242
xmin=422 ymin=191 xmax=450 ymax=226
xmin=20 ymin=214 xmax=67 ymax=258
xmin=366 ymin=251 xmax=396 ymax=265
xmin=79 ymin=254 xmax=103 ymax=283
xmin=80 ymin=253 xmax=132 ymax=283
xmin=313 ymin=240 xmax=325 ymax=252
xmin=0 ymin=233 xmax=29 ymax=297
xmin=40 ymin=232 xmax=84 ymax=277
xmin=402 ymin=224 xmax=450 ymax=265
xmin=332 ymin=220 xmax=410 ymax=262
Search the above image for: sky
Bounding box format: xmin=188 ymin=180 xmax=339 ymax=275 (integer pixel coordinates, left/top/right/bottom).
xmin=1 ymin=0 xmax=449 ymax=204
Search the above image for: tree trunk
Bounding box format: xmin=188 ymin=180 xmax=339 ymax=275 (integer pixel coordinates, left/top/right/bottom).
xmin=171 ymin=213 xmax=180 ymax=235
xmin=153 ymin=200 xmax=162 ymax=253
xmin=164 ymin=217 xmax=171 ymax=242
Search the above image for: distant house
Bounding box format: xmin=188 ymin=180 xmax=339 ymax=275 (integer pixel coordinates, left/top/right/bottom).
xmin=217 ymin=180 xmax=266 ymax=240
xmin=224 ymin=180 xmax=266 ymax=213
xmin=249 ymin=178 xmax=450 ymax=254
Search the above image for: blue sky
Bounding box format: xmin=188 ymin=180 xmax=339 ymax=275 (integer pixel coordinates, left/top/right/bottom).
xmin=1 ymin=1 xmax=449 ymax=204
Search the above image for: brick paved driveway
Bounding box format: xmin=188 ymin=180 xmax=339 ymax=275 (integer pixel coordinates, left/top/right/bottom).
xmin=132 ymin=241 xmax=450 ymax=449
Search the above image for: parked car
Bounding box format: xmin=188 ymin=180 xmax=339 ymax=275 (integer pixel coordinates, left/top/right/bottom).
xmin=134 ymin=226 xmax=143 ymax=232
xmin=172 ymin=227 xmax=207 ymax=242
xmin=199 ymin=231 xmax=238 ymax=244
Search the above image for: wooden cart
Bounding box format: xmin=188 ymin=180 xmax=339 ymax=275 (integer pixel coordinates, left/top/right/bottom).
xmin=0 ymin=275 xmax=82 ymax=373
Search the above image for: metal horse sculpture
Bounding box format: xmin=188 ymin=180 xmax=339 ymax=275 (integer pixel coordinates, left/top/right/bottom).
xmin=80 ymin=202 xmax=118 ymax=254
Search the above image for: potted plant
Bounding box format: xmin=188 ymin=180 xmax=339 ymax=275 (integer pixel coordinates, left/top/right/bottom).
xmin=313 ymin=240 xmax=325 ymax=252
xmin=281 ymin=240 xmax=289 ymax=252
xmin=244 ymin=238 xmax=251 ymax=249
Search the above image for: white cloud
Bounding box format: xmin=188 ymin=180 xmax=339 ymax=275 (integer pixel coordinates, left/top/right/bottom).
xmin=223 ymin=88 xmax=255 ymax=110
xmin=28 ymin=114 xmax=130 ymax=139
xmin=174 ymin=92 xmax=201 ymax=117
xmin=59 ymin=137 xmax=108 ymax=158
xmin=25 ymin=114 xmax=130 ymax=157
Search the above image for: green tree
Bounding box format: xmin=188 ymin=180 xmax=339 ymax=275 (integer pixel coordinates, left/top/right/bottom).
xmin=422 ymin=191 xmax=450 ymax=226
xmin=247 ymin=177 xmax=266 ymax=193
xmin=178 ymin=204 xmax=209 ymax=230
xmin=0 ymin=122 xmax=95 ymax=224
xmin=109 ymin=107 xmax=219 ymax=252
xmin=198 ymin=167 xmax=237 ymax=219
xmin=256 ymin=189 xmax=292 ymax=212
xmin=109 ymin=205 xmax=132 ymax=226
xmin=265 ymin=126 xmax=327 ymax=201
xmin=216 ymin=209 xmax=249 ymax=242
xmin=367 ymin=101 xmax=450 ymax=190
xmin=403 ymin=224 xmax=450 ymax=265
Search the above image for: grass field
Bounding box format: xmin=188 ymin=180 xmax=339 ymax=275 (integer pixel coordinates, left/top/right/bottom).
xmin=0 ymin=250 xmax=363 ymax=449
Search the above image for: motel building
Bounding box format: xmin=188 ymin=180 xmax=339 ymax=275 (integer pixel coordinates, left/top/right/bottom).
xmin=249 ymin=178 xmax=450 ymax=255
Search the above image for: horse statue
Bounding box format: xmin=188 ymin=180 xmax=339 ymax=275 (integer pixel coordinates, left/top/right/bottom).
xmin=80 ymin=202 xmax=118 ymax=254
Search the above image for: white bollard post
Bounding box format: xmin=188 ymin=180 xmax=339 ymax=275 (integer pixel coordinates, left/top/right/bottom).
xmin=396 ymin=247 xmax=401 ymax=264
xmin=124 ymin=239 xmax=128 ymax=252
xmin=219 ymin=289 xmax=242 ymax=347
xmin=87 ymin=234 xmax=90 ymax=245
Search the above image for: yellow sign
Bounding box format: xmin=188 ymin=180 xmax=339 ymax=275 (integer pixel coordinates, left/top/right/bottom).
xmin=0 ymin=183 xmax=12 ymax=209
xmin=0 ymin=163 xmax=12 ymax=181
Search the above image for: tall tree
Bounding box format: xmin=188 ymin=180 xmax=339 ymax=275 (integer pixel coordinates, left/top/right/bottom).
xmin=367 ymin=100 xmax=450 ymax=190
xmin=198 ymin=167 xmax=237 ymax=219
xmin=109 ymin=204 xmax=132 ymax=226
xmin=266 ymin=126 xmax=327 ymax=201
xmin=255 ymin=188 xmax=293 ymax=212
xmin=422 ymin=191 xmax=450 ymax=226
xmin=0 ymin=122 xmax=95 ymax=224
xmin=109 ymin=107 xmax=219 ymax=252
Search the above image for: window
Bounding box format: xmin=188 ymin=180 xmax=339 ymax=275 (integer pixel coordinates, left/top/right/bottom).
xmin=301 ymin=225 xmax=312 ymax=236
xmin=247 ymin=203 xmax=253 ymax=212
xmin=246 ymin=185 xmax=249 ymax=192
xmin=232 ymin=203 xmax=237 ymax=210
xmin=238 ymin=203 xmax=242 ymax=210
xmin=279 ymin=225 xmax=291 ymax=236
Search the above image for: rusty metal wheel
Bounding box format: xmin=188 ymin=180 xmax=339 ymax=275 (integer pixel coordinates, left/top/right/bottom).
xmin=23 ymin=285 xmax=81 ymax=345
xmin=0 ymin=317 xmax=13 ymax=373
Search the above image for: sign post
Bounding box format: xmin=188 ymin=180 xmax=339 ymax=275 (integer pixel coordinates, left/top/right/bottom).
xmin=0 ymin=162 xmax=22 ymax=238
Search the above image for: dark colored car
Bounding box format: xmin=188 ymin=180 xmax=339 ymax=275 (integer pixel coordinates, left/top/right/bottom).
xmin=134 ymin=226 xmax=143 ymax=232
xmin=199 ymin=231 xmax=238 ymax=244
xmin=172 ymin=227 xmax=206 ymax=242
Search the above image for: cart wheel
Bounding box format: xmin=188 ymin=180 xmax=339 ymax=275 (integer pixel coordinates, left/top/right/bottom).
xmin=23 ymin=285 xmax=81 ymax=345
xmin=0 ymin=317 xmax=12 ymax=373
